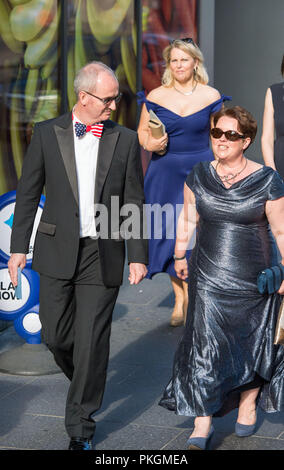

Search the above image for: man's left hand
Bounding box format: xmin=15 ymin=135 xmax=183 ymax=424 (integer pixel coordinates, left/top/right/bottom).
xmin=128 ymin=263 xmax=147 ymax=285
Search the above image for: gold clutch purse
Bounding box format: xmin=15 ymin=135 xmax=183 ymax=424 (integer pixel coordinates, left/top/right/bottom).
xmin=274 ymin=297 xmax=284 ymax=345
xmin=148 ymin=110 xmax=166 ymax=155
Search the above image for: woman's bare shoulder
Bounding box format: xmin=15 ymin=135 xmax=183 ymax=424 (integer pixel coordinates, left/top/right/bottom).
xmin=198 ymin=84 xmax=221 ymax=100
xmin=147 ymin=86 xmax=171 ymax=102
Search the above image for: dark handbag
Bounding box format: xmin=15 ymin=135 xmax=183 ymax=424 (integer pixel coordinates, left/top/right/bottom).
xmin=257 ymin=264 xmax=284 ymax=346
xmin=257 ymin=264 xmax=284 ymax=294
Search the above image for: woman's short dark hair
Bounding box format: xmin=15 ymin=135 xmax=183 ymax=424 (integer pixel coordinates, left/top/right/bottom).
xmin=281 ymin=54 xmax=284 ymax=77
xmin=212 ymin=106 xmax=257 ymax=147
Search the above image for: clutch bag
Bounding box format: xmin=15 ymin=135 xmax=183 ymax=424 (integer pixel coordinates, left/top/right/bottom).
xmin=274 ymin=297 xmax=284 ymax=345
xmin=257 ymin=264 xmax=284 ymax=294
xmin=148 ymin=109 xmax=165 ymax=138
xmin=148 ymin=110 xmax=166 ymax=155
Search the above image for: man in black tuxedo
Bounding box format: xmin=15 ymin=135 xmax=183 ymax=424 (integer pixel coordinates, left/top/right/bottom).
xmin=8 ymin=62 xmax=148 ymax=450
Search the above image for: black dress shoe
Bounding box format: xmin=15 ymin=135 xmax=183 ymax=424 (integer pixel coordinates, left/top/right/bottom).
xmin=68 ymin=437 xmax=93 ymax=450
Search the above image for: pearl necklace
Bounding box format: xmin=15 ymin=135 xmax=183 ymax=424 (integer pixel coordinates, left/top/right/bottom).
xmin=173 ymin=81 xmax=197 ymax=96
xmin=216 ymin=158 xmax=248 ymax=185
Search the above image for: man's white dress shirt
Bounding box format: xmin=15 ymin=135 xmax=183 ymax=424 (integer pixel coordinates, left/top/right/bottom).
xmin=73 ymin=113 xmax=99 ymax=238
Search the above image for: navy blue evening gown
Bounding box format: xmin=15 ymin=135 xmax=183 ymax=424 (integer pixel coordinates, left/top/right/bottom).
xmin=137 ymin=91 xmax=231 ymax=279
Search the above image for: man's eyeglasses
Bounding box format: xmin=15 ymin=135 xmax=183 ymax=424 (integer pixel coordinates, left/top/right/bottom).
xmin=83 ymin=90 xmax=122 ymax=106
xmin=210 ymin=128 xmax=246 ymax=142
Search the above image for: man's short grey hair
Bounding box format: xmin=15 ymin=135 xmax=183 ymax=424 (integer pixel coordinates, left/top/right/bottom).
xmin=74 ymin=61 xmax=118 ymax=97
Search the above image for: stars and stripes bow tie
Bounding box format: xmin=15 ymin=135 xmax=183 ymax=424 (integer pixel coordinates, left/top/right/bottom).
xmin=74 ymin=122 xmax=104 ymax=138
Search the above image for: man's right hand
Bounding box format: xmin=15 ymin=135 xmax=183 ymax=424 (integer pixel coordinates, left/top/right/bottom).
xmin=8 ymin=253 xmax=27 ymax=287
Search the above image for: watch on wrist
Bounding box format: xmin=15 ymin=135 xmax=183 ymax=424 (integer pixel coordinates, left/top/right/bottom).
xmin=173 ymin=254 xmax=186 ymax=261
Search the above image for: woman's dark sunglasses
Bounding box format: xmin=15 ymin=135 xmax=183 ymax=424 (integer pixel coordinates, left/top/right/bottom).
xmin=171 ymin=37 xmax=196 ymax=46
xmin=181 ymin=37 xmax=195 ymax=44
xmin=210 ymin=128 xmax=245 ymax=141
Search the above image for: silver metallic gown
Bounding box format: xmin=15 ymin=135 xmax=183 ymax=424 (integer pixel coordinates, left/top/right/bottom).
xmin=160 ymin=161 xmax=284 ymax=417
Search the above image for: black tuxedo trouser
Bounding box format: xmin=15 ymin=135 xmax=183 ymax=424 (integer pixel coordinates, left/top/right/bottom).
xmin=38 ymin=238 xmax=119 ymax=439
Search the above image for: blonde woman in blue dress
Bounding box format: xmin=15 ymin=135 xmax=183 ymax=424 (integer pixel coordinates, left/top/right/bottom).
xmin=138 ymin=38 xmax=230 ymax=327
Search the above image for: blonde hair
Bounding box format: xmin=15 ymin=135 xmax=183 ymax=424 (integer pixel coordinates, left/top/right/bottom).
xmin=162 ymin=39 xmax=209 ymax=87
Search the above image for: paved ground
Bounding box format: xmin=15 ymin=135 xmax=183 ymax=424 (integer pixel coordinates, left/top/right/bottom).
xmin=0 ymin=271 xmax=283 ymax=452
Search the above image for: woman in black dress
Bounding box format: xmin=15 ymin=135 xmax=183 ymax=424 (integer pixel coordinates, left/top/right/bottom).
xmin=261 ymin=54 xmax=284 ymax=178
xmin=160 ymin=106 xmax=284 ymax=450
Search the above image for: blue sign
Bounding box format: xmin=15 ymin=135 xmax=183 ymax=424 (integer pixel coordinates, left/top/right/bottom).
xmin=0 ymin=190 xmax=44 ymax=343
xmin=0 ymin=190 xmax=45 ymax=265
xmin=14 ymin=304 xmax=41 ymax=344
xmin=0 ymin=262 xmax=39 ymax=321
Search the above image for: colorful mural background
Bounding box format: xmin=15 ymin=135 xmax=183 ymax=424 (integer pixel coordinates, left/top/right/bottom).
xmin=140 ymin=0 xmax=197 ymax=171
xmin=0 ymin=0 xmax=197 ymax=192
xmin=142 ymin=0 xmax=197 ymax=93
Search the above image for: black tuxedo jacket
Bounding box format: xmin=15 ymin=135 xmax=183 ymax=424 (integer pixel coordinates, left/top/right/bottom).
xmin=10 ymin=112 xmax=148 ymax=286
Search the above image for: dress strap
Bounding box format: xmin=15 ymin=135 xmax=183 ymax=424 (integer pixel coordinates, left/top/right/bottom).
xmin=220 ymin=94 xmax=232 ymax=102
xmin=137 ymin=90 xmax=147 ymax=105
xmin=210 ymin=94 xmax=232 ymax=113
xmin=137 ymin=90 xmax=158 ymax=112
